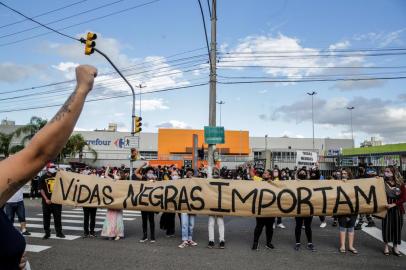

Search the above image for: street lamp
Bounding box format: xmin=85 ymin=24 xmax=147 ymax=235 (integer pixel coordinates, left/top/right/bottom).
xmin=264 ymin=134 xmax=268 ymax=167
xmin=347 ymin=106 xmax=355 ymax=147
xmin=307 ymin=91 xmax=317 ymax=152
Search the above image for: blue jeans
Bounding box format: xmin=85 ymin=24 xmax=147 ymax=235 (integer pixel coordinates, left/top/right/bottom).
xmin=181 ymin=213 xmax=195 ymax=241
xmin=5 ymin=201 xmax=26 ymax=223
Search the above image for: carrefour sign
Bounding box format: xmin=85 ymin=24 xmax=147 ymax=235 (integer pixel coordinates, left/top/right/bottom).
xmin=86 ymin=138 xmax=127 ymax=149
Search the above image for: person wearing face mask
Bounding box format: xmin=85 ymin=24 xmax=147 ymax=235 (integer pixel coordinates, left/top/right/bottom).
xmin=336 ymin=169 xmax=358 ymax=254
xmin=160 ymin=168 xmax=177 ymax=237
xmin=101 ymin=168 xmax=125 ymax=241
xmin=272 ymin=169 xmax=286 ymax=229
xmin=135 ymin=163 xmax=157 ymax=243
xmin=250 ymin=169 xmax=276 ymax=250
xmin=208 ymin=167 xmax=226 ymax=249
xmin=309 ymin=166 xmax=327 ymax=229
xmin=294 ymin=167 xmax=316 ymax=252
xmin=382 ymin=166 xmax=406 ymax=256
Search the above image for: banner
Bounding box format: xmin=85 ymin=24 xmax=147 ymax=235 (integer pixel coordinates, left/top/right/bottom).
xmin=296 ymin=151 xmax=318 ymax=167
xmin=52 ymin=171 xmax=387 ymax=218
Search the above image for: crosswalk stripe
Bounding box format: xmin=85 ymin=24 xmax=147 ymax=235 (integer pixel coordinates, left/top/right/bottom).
xmin=362 ymin=226 xmax=406 ymax=255
xmin=37 ymin=213 xmax=135 ymax=221
xmin=62 ymin=210 xmax=140 ymax=217
xmin=16 ymin=223 xmax=101 ymax=232
xmin=25 ymin=244 xmax=51 ymax=253
xmin=25 ymin=232 xmax=81 ymax=240
xmin=25 ymin=217 xmax=104 ymax=225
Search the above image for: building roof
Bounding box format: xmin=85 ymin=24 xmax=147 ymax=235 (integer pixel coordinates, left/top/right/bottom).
xmin=342 ymin=143 xmax=406 ymax=156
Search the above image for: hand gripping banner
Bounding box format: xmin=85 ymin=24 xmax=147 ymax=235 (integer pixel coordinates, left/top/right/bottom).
xmin=52 ymin=171 xmax=388 ymax=218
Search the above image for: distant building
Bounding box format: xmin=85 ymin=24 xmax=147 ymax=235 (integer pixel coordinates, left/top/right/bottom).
xmin=361 ymin=137 xmax=382 ymax=148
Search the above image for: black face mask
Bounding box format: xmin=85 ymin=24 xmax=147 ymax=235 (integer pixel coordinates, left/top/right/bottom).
xmin=298 ymin=173 xmax=306 ymax=180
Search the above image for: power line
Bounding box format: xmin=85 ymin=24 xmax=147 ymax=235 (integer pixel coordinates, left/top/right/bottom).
xmin=197 ymin=0 xmax=212 ymax=70
xmin=0 ymin=0 xmax=161 ymax=47
xmin=0 ymin=83 xmax=209 ymax=113
xmin=217 ymin=64 xmax=406 ymax=69
xmin=0 ymin=0 xmax=126 ymax=40
xmin=0 ymin=0 xmax=88 ymax=29
xmin=218 ymin=76 xmax=406 ymax=85
xmin=220 ymin=47 xmax=406 ymax=54
xmin=0 ymin=1 xmax=79 ymax=42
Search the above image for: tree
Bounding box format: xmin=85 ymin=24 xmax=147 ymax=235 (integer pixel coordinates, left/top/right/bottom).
xmin=0 ymin=132 xmax=14 ymax=158
xmin=61 ymin=134 xmax=97 ymax=163
xmin=14 ymin=116 xmax=48 ymax=144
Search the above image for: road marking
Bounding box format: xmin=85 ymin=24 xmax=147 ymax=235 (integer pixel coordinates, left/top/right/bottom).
xmin=37 ymin=213 xmax=135 ymax=221
xmin=25 ymin=244 xmax=51 ymax=253
xmin=62 ymin=210 xmax=140 ymax=217
xmin=25 ymin=217 xmax=104 ymax=225
xmin=362 ymin=226 xmax=406 ymax=255
xmin=16 ymin=223 xmax=101 ymax=232
xmin=25 ymin=232 xmax=81 ymax=240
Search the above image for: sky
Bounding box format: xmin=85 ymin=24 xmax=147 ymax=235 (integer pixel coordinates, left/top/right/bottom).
xmin=0 ymin=0 xmax=405 ymax=147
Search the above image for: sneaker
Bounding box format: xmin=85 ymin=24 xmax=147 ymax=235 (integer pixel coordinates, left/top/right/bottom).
xmin=366 ymin=221 xmax=375 ymax=227
xmin=252 ymin=242 xmax=259 ymax=251
xmin=273 ymin=223 xmax=276 ymax=229
xmin=207 ymin=241 xmax=215 ymax=249
xmin=302 ymin=225 xmax=305 ymax=230
xmin=56 ymin=233 xmax=65 ymax=239
xmin=320 ymin=222 xmax=327 ymax=228
xmin=178 ymin=241 xmax=189 ymax=248
xmin=277 ymin=223 xmax=286 ymax=229
xmin=294 ymin=243 xmax=301 ymax=251
xmin=219 ymin=241 xmax=225 ymax=249
xmin=332 ymin=220 xmax=338 ymax=227
xmin=354 ymin=223 xmax=363 ymax=230
xmin=114 ymin=236 xmax=120 ymax=241
xmin=166 ymin=234 xmax=175 ymax=238
xmin=22 ymin=230 xmax=31 ymax=236
xmin=30 ymin=197 xmax=33 ymax=200
xmin=42 ymin=234 xmax=50 ymax=240
xmin=266 ymin=243 xmax=275 ymax=249
xmin=150 ymin=239 xmax=156 ymax=243
xmin=188 ymin=240 xmax=198 ymax=246
xmin=307 ymin=243 xmax=316 ymax=252
xmin=90 ymin=232 xmax=97 ymax=238
xmin=139 ymin=237 xmax=148 ymax=243
xmin=82 ymin=234 xmax=89 ymax=239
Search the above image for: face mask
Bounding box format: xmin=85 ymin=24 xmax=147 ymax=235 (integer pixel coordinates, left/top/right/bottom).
xmin=172 ymin=175 xmax=180 ymax=180
xmin=384 ymin=172 xmax=393 ymax=178
xmin=273 ymin=172 xmax=278 ymax=177
xmin=146 ymin=173 xmax=156 ymax=179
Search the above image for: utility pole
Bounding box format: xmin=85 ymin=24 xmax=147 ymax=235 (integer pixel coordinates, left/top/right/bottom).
xmin=216 ymin=100 xmax=225 ymax=160
xmin=347 ymin=106 xmax=355 ymax=147
xmin=207 ymin=0 xmax=217 ymax=178
xmin=307 ymin=91 xmax=317 ymax=152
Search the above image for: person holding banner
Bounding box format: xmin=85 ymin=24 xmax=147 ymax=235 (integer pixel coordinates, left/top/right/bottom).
xmin=179 ymin=172 xmax=197 ymax=248
xmin=294 ymin=167 xmax=316 ymax=252
xmin=251 ymin=168 xmax=276 ymax=250
xmin=101 ymin=168 xmax=125 ymax=241
xmin=382 ymin=166 xmax=405 ymax=256
xmin=0 ymin=65 xmax=97 ymax=270
xmin=272 ymin=168 xmax=286 ymax=229
xmin=336 ymin=169 xmax=358 ymax=254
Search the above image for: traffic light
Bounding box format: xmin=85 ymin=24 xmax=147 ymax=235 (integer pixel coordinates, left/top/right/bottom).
xmin=133 ymin=116 xmax=142 ymax=134
xmin=130 ymin=148 xmax=138 ymax=161
xmin=84 ymin=32 xmax=97 ymax=55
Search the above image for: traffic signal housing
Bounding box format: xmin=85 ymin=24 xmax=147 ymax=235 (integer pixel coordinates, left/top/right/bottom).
xmin=84 ymin=32 xmax=97 ymax=55
xmin=133 ymin=116 xmax=142 ymax=134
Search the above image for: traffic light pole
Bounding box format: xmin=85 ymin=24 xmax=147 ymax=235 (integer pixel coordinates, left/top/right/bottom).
xmin=94 ymin=48 xmax=136 ymax=178
xmin=207 ymin=0 xmax=217 ymax=179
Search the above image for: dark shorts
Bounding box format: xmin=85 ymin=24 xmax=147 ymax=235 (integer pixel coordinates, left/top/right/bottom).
xmin=5 ymin=201 xmax=26 ymax=223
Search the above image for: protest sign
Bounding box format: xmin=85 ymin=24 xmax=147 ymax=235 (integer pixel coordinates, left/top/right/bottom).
xmin=52 ymin=171 xmax=387 ymax=218
xmin=296 ymin=151 xmax=318 ymax=167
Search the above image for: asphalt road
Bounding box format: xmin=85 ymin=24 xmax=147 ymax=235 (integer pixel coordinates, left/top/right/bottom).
xmin=18 ymin=199 xmax=405 ymax=270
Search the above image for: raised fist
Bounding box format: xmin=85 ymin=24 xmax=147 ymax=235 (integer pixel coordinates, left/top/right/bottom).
xmin=76 ymin=65 xmax=98 ymax=93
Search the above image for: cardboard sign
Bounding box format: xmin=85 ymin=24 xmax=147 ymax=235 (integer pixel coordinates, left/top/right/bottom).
xmin=52 ymin=171 xmax=387 ymax=218
xmin=296 ymin=151 xmax=318 ymax=167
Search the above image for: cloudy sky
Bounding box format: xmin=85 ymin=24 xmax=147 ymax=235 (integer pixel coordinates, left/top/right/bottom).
xmin=0 ymin=0 xmax=405 ymax=146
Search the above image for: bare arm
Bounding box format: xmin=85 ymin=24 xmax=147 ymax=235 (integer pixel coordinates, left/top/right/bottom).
xmin=0 ymin=65 xmax=97 ymax=206
xmin=135 ymin=162 xmax=147 ymax=180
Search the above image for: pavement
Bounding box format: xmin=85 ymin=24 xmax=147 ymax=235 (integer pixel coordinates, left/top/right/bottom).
xmin=17 ymin=198 xmax=405 ymax=270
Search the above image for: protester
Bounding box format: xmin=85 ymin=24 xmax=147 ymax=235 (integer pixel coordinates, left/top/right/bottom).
xmin=309 ymin=166 xmax=327 ymax=228
xmin=179 ymin=171 xmax=197 ymax=248
xmin=160 ymin=167 xmax=177 ymax=237
xmin=250 ymin=168 xmax=276 ymax=250
xmin=40 ymin=164 xmax=65 ymax=239
xmin=0 ymin=65 xmax=97 ymax=270
xmin=354 ymin=164 xmax=376 ymax=230
xmin=101 ymin=167 xmax=125 ymax=241
xmin=208 ymin=167 xmax=226 ymax=249
xmin=30 ymin=175 xmax=40 ymax=200
xmin=336 ymin=169 xmax=358 ymax=254
xmin=381 ymin=166 xmax=405 ymax=256
xmin=135 ymin=162 xmax=157 ymax=243
xmin=294 ymin=167 xmax=316 ymax=251
xmin=272 ymin=168 xmax=286 ymax=229
xmin=4 ymin=186 xmax=31 ymax=236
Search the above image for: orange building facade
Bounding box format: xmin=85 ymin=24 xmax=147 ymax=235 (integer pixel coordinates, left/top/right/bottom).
xmin=148 ymin=129 xmax=250 ymax=167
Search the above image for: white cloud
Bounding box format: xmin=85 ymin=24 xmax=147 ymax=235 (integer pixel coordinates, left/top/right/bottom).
xmin=156 ymin=120 xmax=191 ymax=129
xmin=259 ymin=89 xmax=268 ymax=94
xmin=52 ymin=62 xmax=79 ymax=80
xmin=353 ymin=29 xmax=405 ymax=47
xmin=0 ymin=62 xmax=43 ymax=83
xmin=135 ymin=98 xmax=169 ymax=111
xmin=328 ymin=41 xmax=350 ymax=50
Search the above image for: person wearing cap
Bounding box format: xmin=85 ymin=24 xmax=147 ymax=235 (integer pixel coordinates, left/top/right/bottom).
xmin=39 ymin=164 xmax=65 ymax=239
